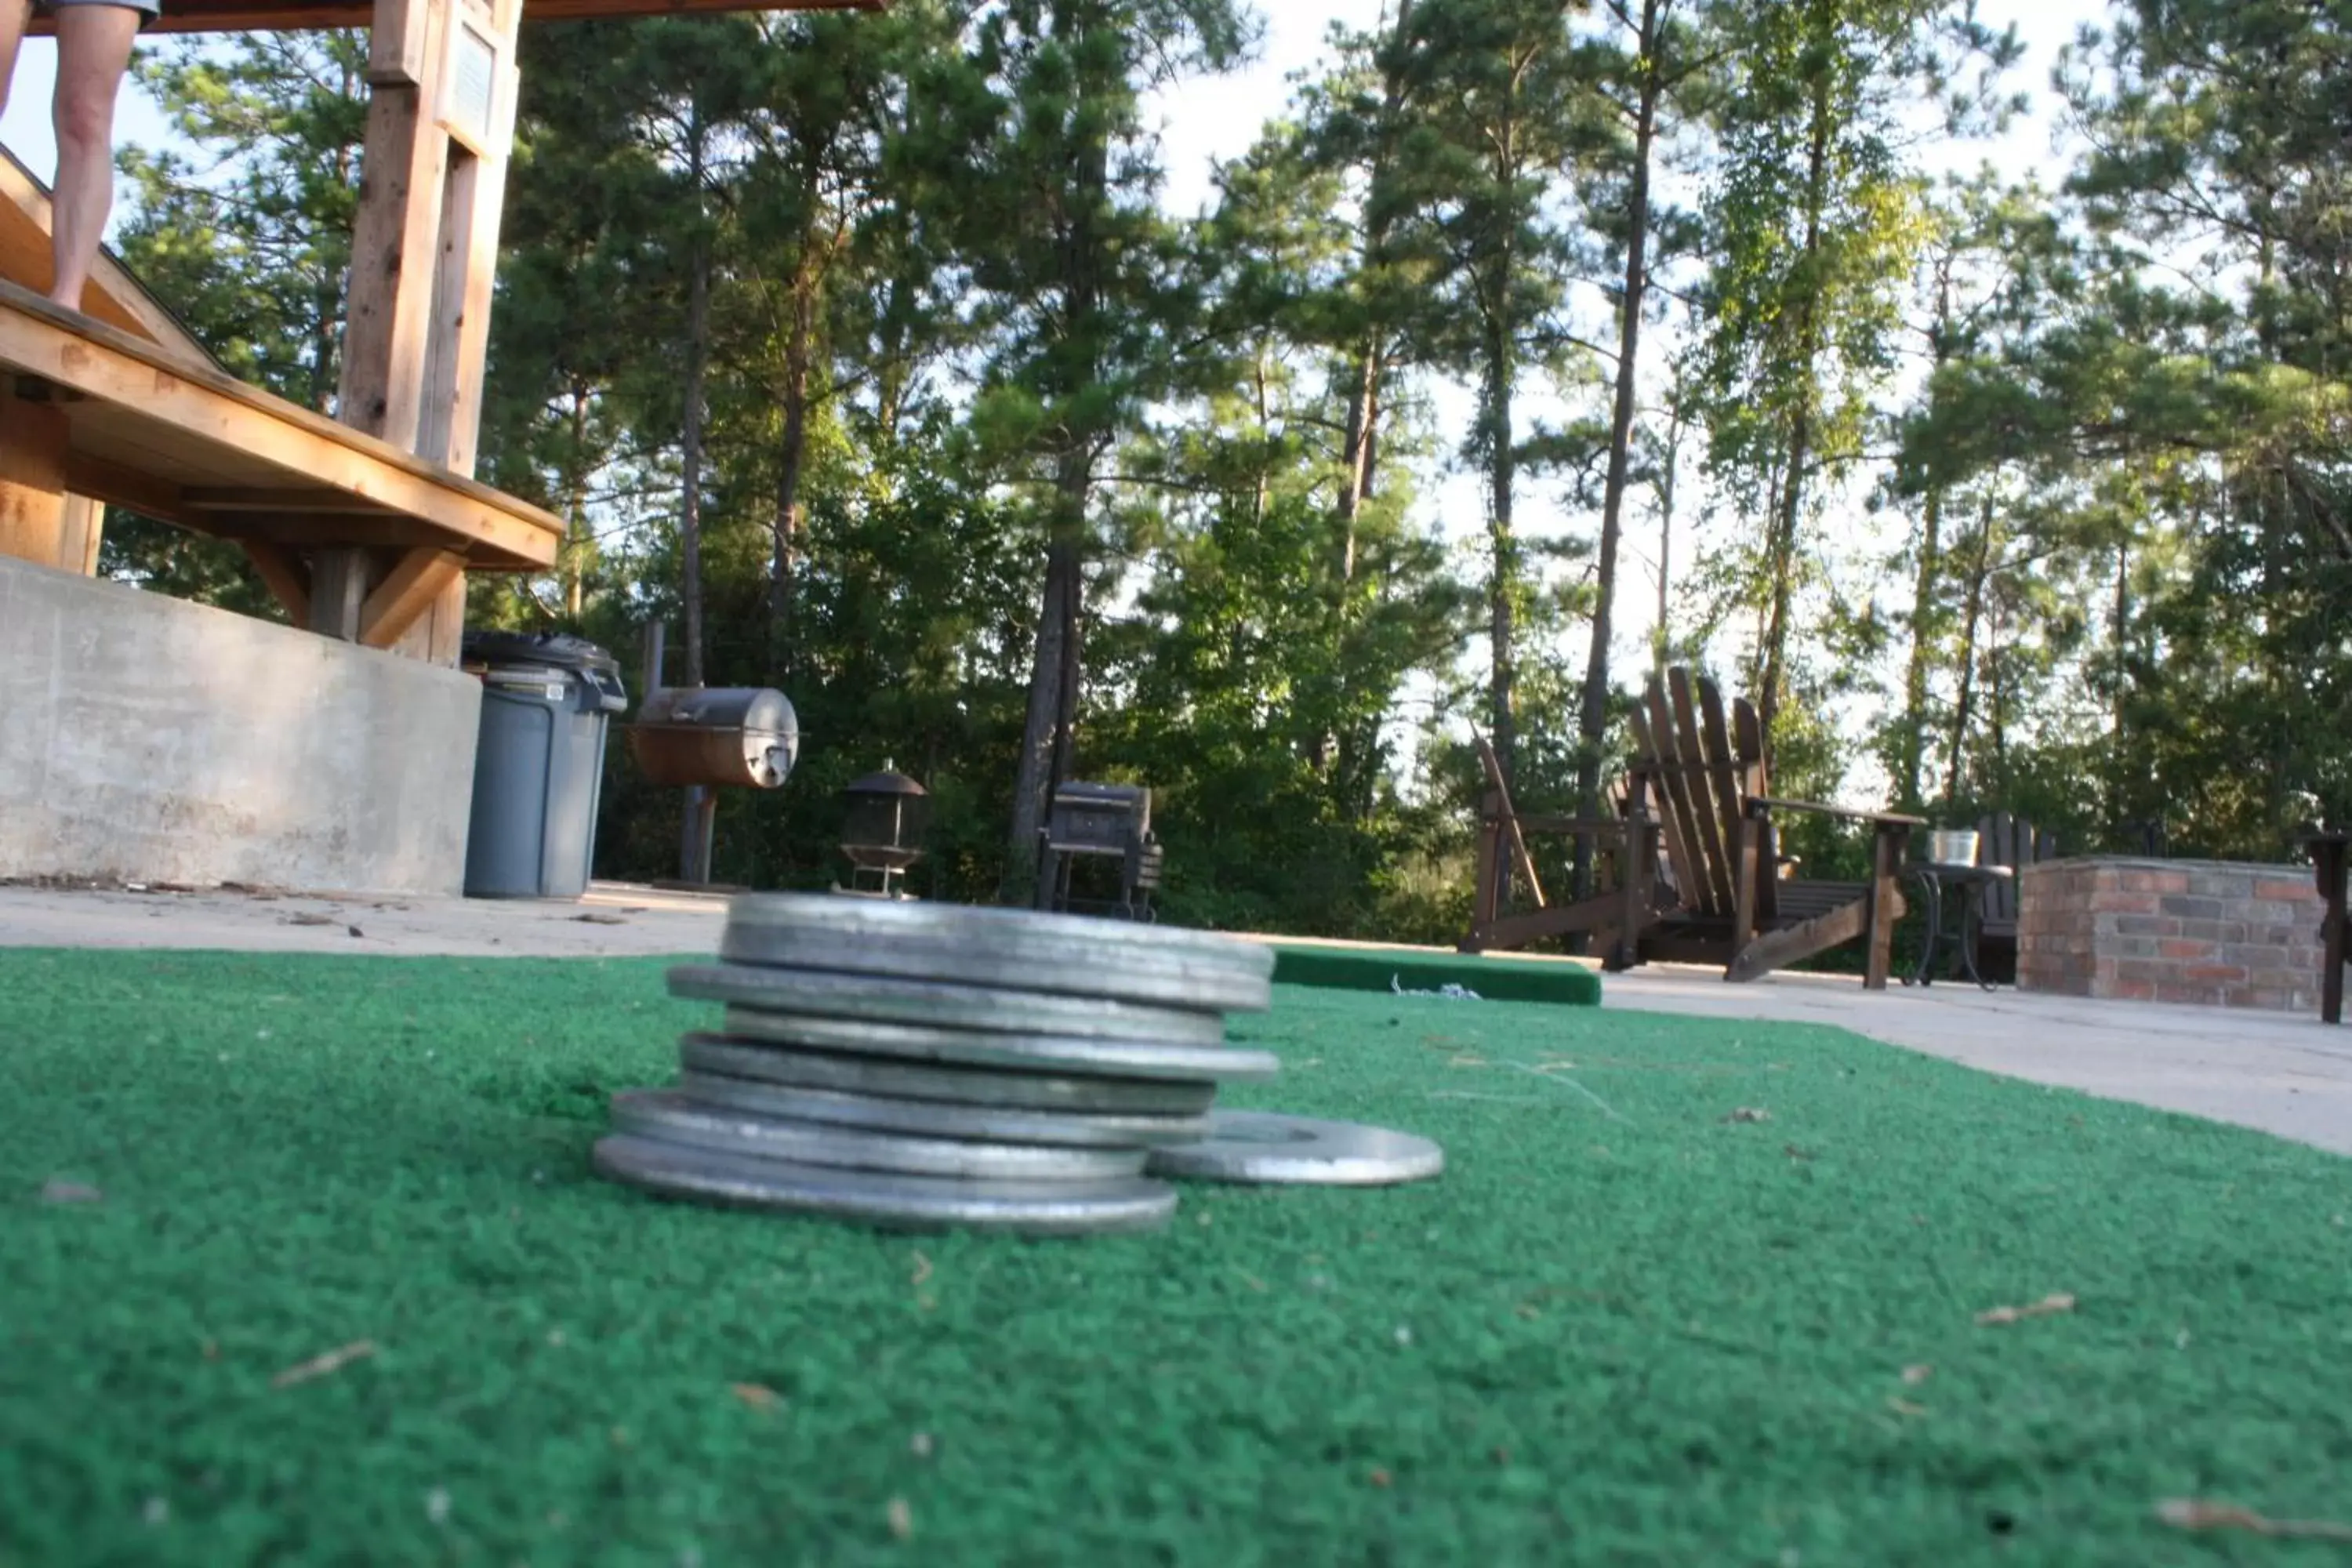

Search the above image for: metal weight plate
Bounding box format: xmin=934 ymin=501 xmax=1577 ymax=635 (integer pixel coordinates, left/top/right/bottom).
xmin=717 ymin=1007 xmax=1282 ymax=1083
xmin=593 ymin=1134 xmax=1178 ymax=1236
xmin=612 ymin=1089 xmax=1148 ymax=1181
xmin=676 ymin=1069 xmax=1210 ymax=1149
xmin=717 ymin=920 xmax=1272 ymax=1015
xmin=1143 ymin=1110 xmax=1446 ymax=1186
xmin=724 ymin=893 xmax=1274 ymax=984
xmin=680 ymin=1033 xmax=1219 ymax=1116
xmin=668 ymin=964 xmax=1230 ymax=1046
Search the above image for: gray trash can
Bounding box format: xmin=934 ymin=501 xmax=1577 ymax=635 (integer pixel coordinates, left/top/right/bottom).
xmin=460 ymin=632 xmax=630 ymax=898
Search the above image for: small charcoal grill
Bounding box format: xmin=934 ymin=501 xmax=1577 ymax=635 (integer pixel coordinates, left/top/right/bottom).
xmin=838 ymin=764 xmax=929 ymax=898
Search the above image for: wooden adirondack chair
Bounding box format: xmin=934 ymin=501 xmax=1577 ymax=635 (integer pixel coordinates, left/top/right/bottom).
xmin=1461 ymin=667 xmax=1924 ymax=989
xmin=1971 ymin=811 xmax=2057 ymax=972
xmin=1624 ymin=670 xmax=1923 ymax=987
xmin=1459 ymin=736 xmax=1667 ymax=967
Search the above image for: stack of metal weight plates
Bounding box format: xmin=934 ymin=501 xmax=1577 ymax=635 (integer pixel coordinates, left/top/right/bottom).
xmin=592 ymin=892 xmax=1287 ymax=1235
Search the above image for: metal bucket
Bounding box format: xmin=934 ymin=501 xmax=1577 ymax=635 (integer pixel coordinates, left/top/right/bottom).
xmin=1926 ymin=828 xmax=1980 ymax=866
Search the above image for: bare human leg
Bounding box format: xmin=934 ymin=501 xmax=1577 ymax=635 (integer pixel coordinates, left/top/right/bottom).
xmin=47 ymin=2 xmax=140 ymax=311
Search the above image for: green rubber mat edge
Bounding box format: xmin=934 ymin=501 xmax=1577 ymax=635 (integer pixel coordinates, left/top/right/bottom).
xmin=1265 ymin=942 xmax=1600 ymax=1005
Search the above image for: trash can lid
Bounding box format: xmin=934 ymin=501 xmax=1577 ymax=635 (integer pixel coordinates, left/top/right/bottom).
xmin=461 ymin=631 xmax=620 ymax=677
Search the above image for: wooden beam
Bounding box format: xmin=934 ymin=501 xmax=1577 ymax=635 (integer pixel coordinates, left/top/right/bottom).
xmin=360 ymin=546 xmax=465 ymax=648
xmin=181 ymin=487 xmax=394 ymax=514
xmin=370 ymin=0 xmax=432 ymax=84
xmin=0 ymin=383 xmax=69 ymax=567
xmin=64 ymin=453 xmax=191 ymax=525
xmin=27 ymin=0 xmax=877 ymax=31
xmin=389 ymin=571 xmax=466 ymax=664
xmin=239 ymin=539 xmax=312 ymax=622
xmin=1 ymin=281 xmax=564 ymax=568
xmin=1472 ymin=734 xmax=1546 ymax=910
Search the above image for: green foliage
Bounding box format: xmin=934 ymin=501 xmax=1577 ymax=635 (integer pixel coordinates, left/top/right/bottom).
xmin=86 ymin=0 xmax=2352 ymax=942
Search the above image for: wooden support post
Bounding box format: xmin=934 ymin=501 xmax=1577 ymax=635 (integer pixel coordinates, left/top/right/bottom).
xmin=1460 ymin=789 xmax=1502 ymax=953
xmin=1728 ymin=811 xmax=1759 ymax=983
xmin=2314 ymin=834 xmax=2347 ymax=1025
xmin=310 ymin=547 xmax=372 ymax=640
xmin=1863 ymin=821 xmax=1904 ymax=992
xmin=1616 ymin=813 xmax=1653 ymax=972
xmin=339 ymin=0 xmax=453 ymax=454
xmin=0 ymin=380 xmax=70 ymax=566
xmin=331 ymin=0 xmax=524 ymax=662
xmin=56 ymin=495 xmax=102 ymax=573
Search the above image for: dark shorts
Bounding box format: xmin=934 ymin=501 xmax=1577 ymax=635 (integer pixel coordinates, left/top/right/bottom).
xmin=32 ymin=0 xmax=162 ymax=28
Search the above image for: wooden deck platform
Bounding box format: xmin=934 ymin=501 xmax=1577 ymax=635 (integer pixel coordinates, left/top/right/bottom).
xmin=0 ymin=279 xmax=563 ymax=575
xmin=1 ymin=150 xmax=209 ymax=367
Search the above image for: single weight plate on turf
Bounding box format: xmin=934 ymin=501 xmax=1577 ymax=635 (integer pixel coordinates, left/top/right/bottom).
xmin=594 ymin=1134 xmax=1178 ymax=1236
xmin=612 ymin=1089 xmax=1147 ymax=1181
xmin=680 ymin=1033 xmax=1219 ymax=1116
xmin=669 ymin=964 xmax=1229 ymax=1045
xmin=677 ymin=1069 xmax=1209 ymax=1149
xmin=1144 ymin=1110 xmax=1445 ymax=1186
xmin=718 ymin=920 xmax=1271 ymax=1014
xmin=718 ymin=1007 xmax=1281 ymax=1083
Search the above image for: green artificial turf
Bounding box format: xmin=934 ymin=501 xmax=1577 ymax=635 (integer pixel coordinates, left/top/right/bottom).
xmin=2 ymin=949 xmax=2349 ymax=1567
xmin=1268 ymin=943 xmax=1601 ymax=1007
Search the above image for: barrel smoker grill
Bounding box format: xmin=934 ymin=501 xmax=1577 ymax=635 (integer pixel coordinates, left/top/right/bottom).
xmin=630 ymin=625 xmax=800 ymax=887
xmin=1038 ymin=782 xmax=1163 ymax=921
xmin=630 ymin=687 xmax=799 ymax=790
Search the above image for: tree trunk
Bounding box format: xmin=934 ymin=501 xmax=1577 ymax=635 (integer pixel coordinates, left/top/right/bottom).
xmin=678 ymin=147 xmax=711 ymax=688
xmin=1987 ymin=592 xmax=2006 ymax=794
xmin=1572 ymin=0 xmax=1665 ymax=895
xmin=563 ymin=383 xmax=590 ymax=618
xmin=768 ymin=269 xmax=815 ymax=666
xmin=1484 ymin=306 xmax=1519 ymax=788
xmin=1944 ymin=495 xmax=1994 ymax=807
xmin=1652 ymin=394 xmax=1685 ymax=677
xmin=1898 ymin=481 xmax=1945 ymax=808
xmin=1898 ymin=258 xmax=1958 ymax=809
xmin=1007 ymin=0 xmax=1105 ymax=902
xmin=1321 ymin=0 xmax=1411 ymax=783
xmin=1758 ymin=69 xmax=1836 ymax=743
xmin=1321 ymin=340 xmax=1381 ymax=784
xmin=1338 ymin=342 xmax=1377 ymax=576
xmin=2111 ymin=540 xmax=2129 ymax=737
xmin=1009 ymin=521 xmax=1084 ymax=908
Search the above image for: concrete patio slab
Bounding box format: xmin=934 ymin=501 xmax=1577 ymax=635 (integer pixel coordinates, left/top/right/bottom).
xmin=3 ymin=880 xmax=2346 ymax=1157
xmin=1596 ymin=964 xmax=2352 ymax=1158
xmin=0 ymin=879 xmax=731 ymax=958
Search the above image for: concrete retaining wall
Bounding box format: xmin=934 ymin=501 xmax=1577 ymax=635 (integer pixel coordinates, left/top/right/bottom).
xmin=2017 ymin=856 xmax=2324 ymax=1011
xmin=0 ymin=556 xmax=481 ymax=895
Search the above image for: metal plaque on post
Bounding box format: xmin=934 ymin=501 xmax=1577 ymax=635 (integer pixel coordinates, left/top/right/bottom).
xmin=441 ymin=19 xmax=499 ymax=154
